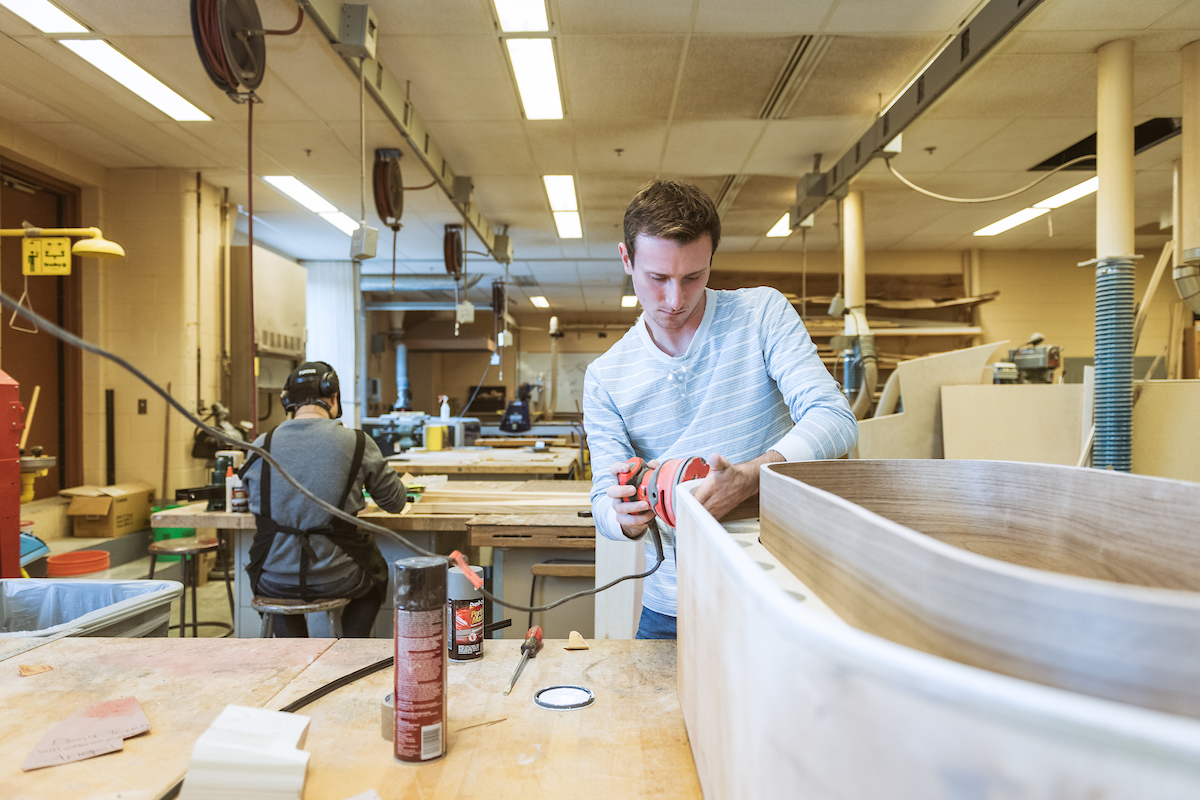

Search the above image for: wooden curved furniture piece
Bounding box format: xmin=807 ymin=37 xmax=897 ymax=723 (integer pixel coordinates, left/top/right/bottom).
xmin=675 ymin=460 xmax=1200 ymax=800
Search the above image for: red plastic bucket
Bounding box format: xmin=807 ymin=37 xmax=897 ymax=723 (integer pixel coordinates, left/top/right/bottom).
xmin=46 ymin=551 xmax=111 ymax=578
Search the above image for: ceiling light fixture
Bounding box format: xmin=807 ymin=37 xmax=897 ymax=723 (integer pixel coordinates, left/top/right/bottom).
xmin=974 ymin=176 xmax=1099 ymax=237
xmin=506 ymin=38 xmax=563 ymax=120
xmin=543 ymin=175 xmax=577 ymax=211
xmin=621 ymin=295 xmax=638 ymax=308
xmin=530 ymin=295 xmax=550 ymax=308
xmin=59 ymin=39 xmax=210 ymax=121
xmin=0 ymin=0 xmax=85 ymax=33
xmin=263 ymin=176 xmax=358 ymax=236
xmin=1034 ymin=176 xmax=1099 ymax=209
xmin=553 ymin=211 xmax=582 ymax=239
xmin=973 ymin=207 xmax=1049 ymax=237
xmin=766 ymin=213 xmax=791 ymax=238
xmin=493 ymin=0 xmax=548 ymax=32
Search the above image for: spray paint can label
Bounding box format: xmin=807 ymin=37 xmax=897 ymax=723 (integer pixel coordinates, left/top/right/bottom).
xmin=394 ymin=556 xmax=447 ymax=764
xmin=448 ymin=597 xmax=484 ymax=661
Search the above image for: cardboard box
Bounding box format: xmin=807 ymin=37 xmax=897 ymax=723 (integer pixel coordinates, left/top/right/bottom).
xmin=61 ymin=482 xmax=155 ymax=538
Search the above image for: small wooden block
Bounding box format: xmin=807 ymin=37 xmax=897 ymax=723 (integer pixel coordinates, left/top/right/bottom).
xmin=18 ymin=664 xmax=52 ymax=677
xmin=565 ymin=631 xmax=589 ymax=650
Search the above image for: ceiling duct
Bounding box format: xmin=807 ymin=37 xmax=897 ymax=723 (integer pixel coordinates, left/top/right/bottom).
xmin=360 ymin=274 xmax=482 ymax=293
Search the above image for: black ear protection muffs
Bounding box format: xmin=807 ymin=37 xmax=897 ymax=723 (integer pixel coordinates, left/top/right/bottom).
xmin=281 ymin=361 xmax=341 ymax=418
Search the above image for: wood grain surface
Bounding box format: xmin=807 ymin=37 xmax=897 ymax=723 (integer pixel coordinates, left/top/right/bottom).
xmin=760 ymin=460 xmax=1200 ymax=718
xmin=0 ymin=638 xmax=333 ymax=799
xmin=262 ymin=639 xmax=698 ymax=800
xmin=387 ymin=448 xmax=579 ymax=476
xmin=468 ymin=515 xmax=596 ymax=549
xmin=675 ymin=484 xmax=1200 ymax=800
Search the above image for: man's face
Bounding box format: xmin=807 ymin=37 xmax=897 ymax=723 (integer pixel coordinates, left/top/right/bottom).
xmin=620 ymin=234 xmax=712 ymax=334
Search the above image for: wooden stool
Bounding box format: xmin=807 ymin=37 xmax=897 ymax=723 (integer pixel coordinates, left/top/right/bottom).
xmin=251 ymin=596 xmax=351 ymax=638
xmin=148 ymin=536 xmax=234 ymax=638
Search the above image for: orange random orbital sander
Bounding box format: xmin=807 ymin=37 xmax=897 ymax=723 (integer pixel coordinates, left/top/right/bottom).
xmin=618 ymin=456 xmax=710 ymax=528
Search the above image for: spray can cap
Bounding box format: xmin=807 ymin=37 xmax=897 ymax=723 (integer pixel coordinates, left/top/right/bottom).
xmin=226 ymin=466 xmax=234 ymax=477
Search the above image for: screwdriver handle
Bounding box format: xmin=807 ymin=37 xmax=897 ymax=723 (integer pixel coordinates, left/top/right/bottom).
xmin=521 ymin=625 xmax=543 ymax=655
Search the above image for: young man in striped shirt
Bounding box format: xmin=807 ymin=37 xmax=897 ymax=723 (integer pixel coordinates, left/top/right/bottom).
xmin=583 ymin=180 xmax=858 ymax=640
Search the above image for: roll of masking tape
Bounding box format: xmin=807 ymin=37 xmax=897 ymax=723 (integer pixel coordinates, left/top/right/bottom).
xmin=382 ymin=692 xmax=394 ymax=741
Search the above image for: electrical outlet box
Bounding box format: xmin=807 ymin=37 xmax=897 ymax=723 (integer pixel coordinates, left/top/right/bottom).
xmin=452 ymin=176 xmax=473 ymax=205
xmin=456 ymin=302 xmax=475 ymax=324
xmin=351 ymin=224 xmax=378 ymax=261
xmin=368 ymin=377 xmax=382 ymax=403
xmin=492 ymin=233 xmax=514 ymax=264
xmin=335 ymin=4 xmax=378 ymax=60
xmin=497 ymin=330 xmax=514 ymax=348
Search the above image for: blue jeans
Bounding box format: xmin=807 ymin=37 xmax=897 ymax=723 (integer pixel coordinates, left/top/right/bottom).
xmin=636 ymin=607 xmax=677 ymax=640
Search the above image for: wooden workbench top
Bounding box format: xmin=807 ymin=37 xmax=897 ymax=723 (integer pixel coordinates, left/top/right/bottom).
xmin=0 ymin=638 xmax=698 ymax=799
xmin=387 ymin=447 xmax=579 ymax=476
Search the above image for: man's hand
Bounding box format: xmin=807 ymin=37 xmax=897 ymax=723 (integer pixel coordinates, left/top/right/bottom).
xmin=606 ymin=459 xmax=658 ymax=539
xmin=691 ymin=451 xmax=784 ymax=521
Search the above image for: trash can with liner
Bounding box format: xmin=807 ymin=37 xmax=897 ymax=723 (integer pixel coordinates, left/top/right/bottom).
xmin=0 ymin=579 xmax=184 ymax=638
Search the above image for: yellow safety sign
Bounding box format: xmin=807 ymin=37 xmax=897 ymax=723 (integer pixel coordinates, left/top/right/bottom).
xmin=21 ymin=237 xmax=72 ymax=276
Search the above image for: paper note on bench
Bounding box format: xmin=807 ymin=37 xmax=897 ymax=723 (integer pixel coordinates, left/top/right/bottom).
xmin=22 ymin=696 xmax=151 ymax=771
xmin=180 ymin=705 xmax=311 ymax=800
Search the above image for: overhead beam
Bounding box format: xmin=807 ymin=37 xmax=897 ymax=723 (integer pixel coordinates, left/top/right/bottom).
xmin=300 ymin=0 xmax=505 ymax=262
xmin=790 ymin=0 xmax=1047 ymax=228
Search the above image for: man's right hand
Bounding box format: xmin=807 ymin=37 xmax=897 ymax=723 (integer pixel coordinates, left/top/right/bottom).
xmin=606 ymin=459 xmax=658 ymax=539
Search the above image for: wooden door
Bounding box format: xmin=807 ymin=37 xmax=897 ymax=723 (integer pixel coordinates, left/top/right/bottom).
xmin=1 ymin=160 xmax=83 ymax=497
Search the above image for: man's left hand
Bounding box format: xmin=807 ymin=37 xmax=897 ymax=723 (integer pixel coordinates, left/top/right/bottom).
xmin=691 ymin=451 xmax=785 ymax=521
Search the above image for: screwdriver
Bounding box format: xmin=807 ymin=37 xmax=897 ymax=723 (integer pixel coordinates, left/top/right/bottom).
xmin=503 ymin=625 xmax=544 ymax=696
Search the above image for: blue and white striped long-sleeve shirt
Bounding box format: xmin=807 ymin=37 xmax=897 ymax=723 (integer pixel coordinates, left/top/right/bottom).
xmin=583 ymin=286 xmax=858 ymax=617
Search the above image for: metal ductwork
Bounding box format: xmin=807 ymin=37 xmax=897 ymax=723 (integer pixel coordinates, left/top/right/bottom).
xmin=1175 ymin=254 xmax=1200 ymax=314
xmin=360 ymin=274 xmax=483 ymax=293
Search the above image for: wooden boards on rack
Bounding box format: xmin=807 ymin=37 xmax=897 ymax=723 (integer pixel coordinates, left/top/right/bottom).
xmin=674 ymin=473 xmax=1200 ymax=800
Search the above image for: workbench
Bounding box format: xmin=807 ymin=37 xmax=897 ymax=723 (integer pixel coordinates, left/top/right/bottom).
xmin=387 ymin=447 xmax=579 ymax=480
xmin=152 ymin=482 xmax=598 ymax=639
xmin=0 ymin=637 xmax=699 ymax=799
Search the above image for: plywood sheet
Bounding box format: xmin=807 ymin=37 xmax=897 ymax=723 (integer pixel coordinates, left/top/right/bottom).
xmin=760 ymin=460 xmax=1200 ymax=717
xmin=675 ymin=482 xmax=1200 ymax=800
xmin=942 ymin=384 xmax=1086 ymax=464
xmin=856 ymin=342 xmax=1004 ymax=459
xmin=1132 ymin=380 xmax=1200 ymax=483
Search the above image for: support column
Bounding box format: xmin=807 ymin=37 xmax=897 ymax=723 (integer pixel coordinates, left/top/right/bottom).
xmin=1175 ymin=41 xmax=1200 ymax=313
xmin=842 ymin=191 xmax=866 ymax=336
xmin=1091 ymin=39 xmax=1136 ymax=472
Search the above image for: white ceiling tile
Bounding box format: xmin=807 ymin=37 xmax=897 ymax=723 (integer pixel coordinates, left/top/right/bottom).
xmin=742 ymin=118 xmax=869 ymax=175
xmin=926 ymin=54 xmax=1095 ymax=120
xmin=377 ymin=35 xmax=519 ymax=123
xmin=1025 ymin=0 xmax=1188 ymax=32
xmin=574 ymin=122 xmax=668 ymax=174
xmin=823 ymin=0 xmax=978 ymax=34
xmin=560 ymin=35 xmax=684 ymax=120
xmin=674 ymin=36 xmax=802 ymax=120
xmin=693 ymin=0 xmax=836 ymax=34
xmin=661 ymin=121 xmax=765 ymax=175
xmin=557 ymin=0 xmax=696 ymax=34
xmin=0 ymin=84 xmax=72 ymax=123
xmin=22 ymin=122 xmax=153 ymax=168
xmin=371 ymin=0 xmax=497 ymax=35
xmin=785 ymin=35 xmax=943 ymax=118
xmin=472 ymin=174 xmax=547 ymax=215
xmin=426 ymin=121 xmax=536 ymax=175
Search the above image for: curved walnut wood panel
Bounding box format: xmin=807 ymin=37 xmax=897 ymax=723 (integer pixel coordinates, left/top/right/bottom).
xmin=675 ymin=486 xmax=1200 ymax=800
xmin=758 ymin=461 xmax=1200 ymax=718
xmin=771 ymin=459 xmax=1200 ymax=590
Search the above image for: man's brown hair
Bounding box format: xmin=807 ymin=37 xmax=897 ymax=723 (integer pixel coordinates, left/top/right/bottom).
xmin=623 ymin=180 xmax=721 ymax=264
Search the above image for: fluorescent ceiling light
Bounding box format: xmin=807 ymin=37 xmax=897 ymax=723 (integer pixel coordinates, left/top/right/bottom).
xmin=973 ymin=207 xmax=1049 ymax=237
xmin=263 ymin=176 xmax=338 ymax=214
xmin=1034 ymin=177 xmax=1099 ymax=210
xmin=493 ymin=0 xmax=548 ymax=32
xmin=530 ymin=295 xmax=550 ymax=308
xmin=543 ymin=175 xmax=577 ymax=211
xmin=766 ymin=213 xmax=790 ymax=238
xmin=506 ymin=38 xmax=563 ymax=120
xmin=263 ymin=176 xmax=356 ymax=236
xmin=621 ymin=295 xmax=638 ymax=308
xmin=553 ymin=211 xmax=582 ymax=239
xmin=319 ymin=211 xmax=359 ymax=236
xmin=59 ymin=39 xmax=210 ymax=121
xmin=0 ymin=0 xmax=86 ymax=33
